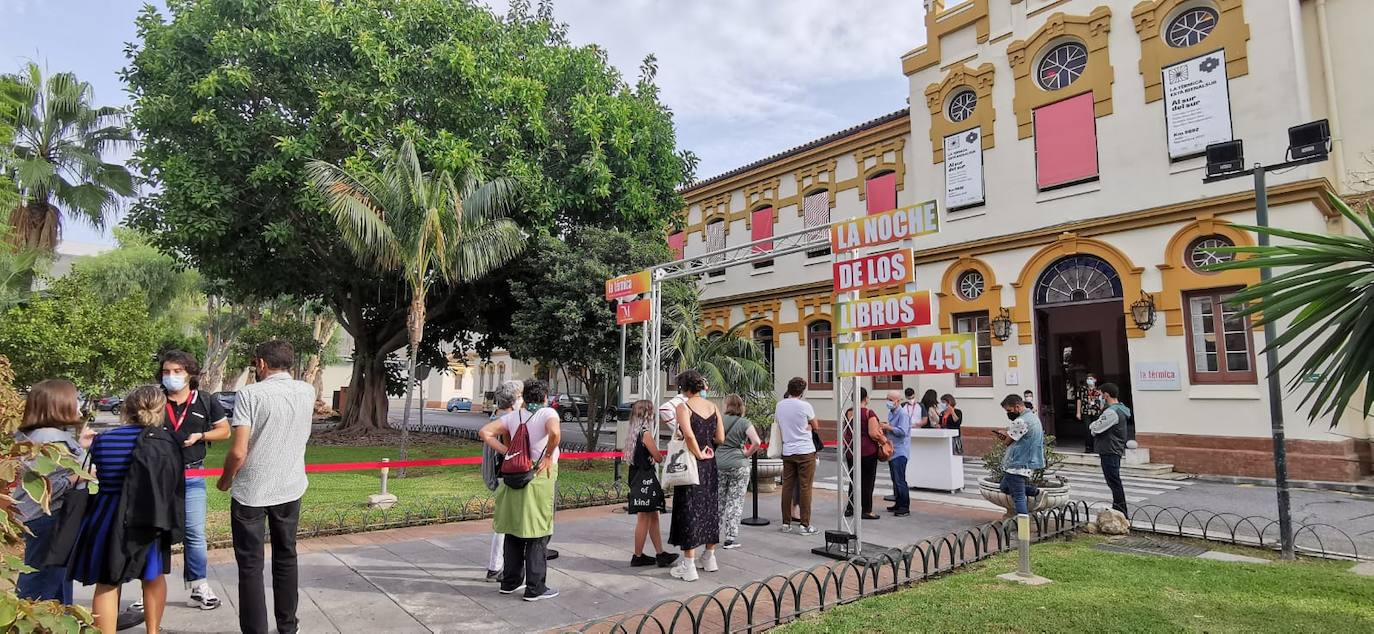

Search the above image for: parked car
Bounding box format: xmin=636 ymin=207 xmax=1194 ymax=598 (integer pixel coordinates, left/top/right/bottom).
xmin=446 ymin=397 xmax=473 ymax=412
xmin=215 ymin=391 xmax=237 ymax=418
xmin=95 ymin=396 xmax=122 ymax=414
xmin=549 ymin=393 xmax=590 ymax=419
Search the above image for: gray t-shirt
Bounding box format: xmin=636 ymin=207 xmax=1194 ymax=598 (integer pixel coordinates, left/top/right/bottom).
xmin=230 ymin=372 xmax=315 ymax=507
xmin=716 ymin=414 xmax=753 ymax=471
xmin=775 ymin=397 xmax=816 ymax=456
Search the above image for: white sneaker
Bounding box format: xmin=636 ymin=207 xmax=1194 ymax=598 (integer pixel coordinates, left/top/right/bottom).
xmin=799 ymin=525 xmax=819 ymax=536
xmin=189 ymin=583 xmax=221 ymax=610
xmin=701 ymin=550 xmax=719 ymax=572
xmin=779 ymin=524 xmax=793 ymax=533
xmin=670 ymin=558 xmax=699 ymax=581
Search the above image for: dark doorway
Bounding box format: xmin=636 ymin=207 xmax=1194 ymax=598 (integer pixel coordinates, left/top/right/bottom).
xmin=1031 ymin=256 xmax=1133 ymax=452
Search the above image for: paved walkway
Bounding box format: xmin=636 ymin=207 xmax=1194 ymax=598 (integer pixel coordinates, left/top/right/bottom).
xmin=76 ymin=489 xmax=1001 ymax=633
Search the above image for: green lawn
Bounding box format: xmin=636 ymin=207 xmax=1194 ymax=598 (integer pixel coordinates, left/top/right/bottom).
xmin=780 ymin=537 xmax=1374 ymax=633
xmin=197 ymin=439 xmax=618 ymax=545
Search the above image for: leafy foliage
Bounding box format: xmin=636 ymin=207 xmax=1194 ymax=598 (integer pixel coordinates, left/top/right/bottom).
xmin=661 ymin=286 xmax=772 ymax=400
xmin=0 ymin=273 xmax=159 ymax=397
xmin=981 ymin=435 xmax=1064 ymax=487
xmin=73 ymin=228 xmax=199 ymax=321
xmin=0 ymin=228 xmax=46 ymax=311
xmin=507 ymin=228 xmax=669 ymax=447
xmin=230 ymin=310 xmax=324 ymax=379
xmin=1207 ymin=194 xmax=1374 ymax=427
xmin=2 ymin=62 xmax=135 ymax=251
xmin=0 ymin=356 xmax=98 ymax=632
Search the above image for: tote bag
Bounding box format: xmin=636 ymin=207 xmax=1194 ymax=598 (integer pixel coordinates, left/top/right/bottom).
xmin=766 ymin=422 xmax=783 ymax=459
xmin=43 ymin=453 xmax=91 ymax=568
xmin=661 ymin=424 xmax=700 ymax=488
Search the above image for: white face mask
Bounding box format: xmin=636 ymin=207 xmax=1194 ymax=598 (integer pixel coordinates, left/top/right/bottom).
xmin=1086 ymin=379 xmax=1097 ymax=389
xmin=162 ymin=374 xmax=188 ymax=393
xmin=937 ymin=402 xmax=948 ymax=413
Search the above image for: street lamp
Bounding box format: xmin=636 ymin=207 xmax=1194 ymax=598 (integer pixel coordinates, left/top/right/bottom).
xmin=991 ymin=307 xmax=1014 ymax=342
xmin=1202 ymin=119 xmax=1330 ymax=561
xmin=1130 ymin=292 xmax=1157 ymax=331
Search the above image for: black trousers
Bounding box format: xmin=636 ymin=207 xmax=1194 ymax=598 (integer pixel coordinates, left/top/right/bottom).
xmin=844 ymin=454 xmax=879 ymax=515
xmin=231 ymin=498 xmax=301 ymax=634
xmin=501 ymin=534 xmax=550 ymax=598
xmin=1099 ymin=453 xmax=1128 ymax=515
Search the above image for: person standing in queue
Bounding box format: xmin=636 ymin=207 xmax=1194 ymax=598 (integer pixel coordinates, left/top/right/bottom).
xmin=218 ymin=341 xmax=315 ymax=634
xmin=14 ymin=379 xmax=89 ymax=605
xmin=881 ymin=390 xmax=911 ymax=517
xmin=1089 ymin=383 xmax=1131 ymax=515
xmin=153 ymin=351 xmax=227 ymax=611
xmin=481 ymin=380 xmax=523 ymax=581
xmin=666 ymin=370 xmax=724 ymax=582
xmin=625 ymin=400 xmax=678 ymax=567
xmin=841 ymin=388 xmax=882 ymax=520
xmin=715 ymin=394 xmax=760 ymax=550
xmin=995 ymin=394 xmax=1044 ymax=517
xmin=775 ymin=377 xmax=819 ymax=536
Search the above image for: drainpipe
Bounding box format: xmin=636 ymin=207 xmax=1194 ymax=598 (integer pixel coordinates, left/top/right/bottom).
xmin=1315 ymin=0 xmax=1346 ymax=193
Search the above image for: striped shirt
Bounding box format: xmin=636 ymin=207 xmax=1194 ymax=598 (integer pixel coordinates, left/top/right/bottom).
xmin=230 ymin=373 xmax=315 ymax=507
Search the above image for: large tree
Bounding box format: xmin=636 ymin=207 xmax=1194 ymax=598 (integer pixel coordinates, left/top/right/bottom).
xmin=2 ymin=63 xmax=136 ymax=251
xmin=507 ymin=228 xmax=667 ymax=448
xmin=124 ymin=0 xmax=692 ymax=431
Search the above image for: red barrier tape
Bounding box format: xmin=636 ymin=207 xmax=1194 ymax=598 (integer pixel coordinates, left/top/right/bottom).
xmin=185 ymin=450 xmax=624 ymax=478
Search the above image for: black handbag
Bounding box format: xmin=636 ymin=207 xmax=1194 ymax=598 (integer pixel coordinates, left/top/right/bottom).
xmin=41 ymin=453 xmax=91 ymax=568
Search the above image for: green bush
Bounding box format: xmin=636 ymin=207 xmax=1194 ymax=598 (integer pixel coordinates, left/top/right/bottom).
xmin=981 ymin=434 xmax=1065 ymax=487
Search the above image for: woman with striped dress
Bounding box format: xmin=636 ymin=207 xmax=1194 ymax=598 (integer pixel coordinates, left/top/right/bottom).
xmin=69 ymin=386 xmax=185 ymax=633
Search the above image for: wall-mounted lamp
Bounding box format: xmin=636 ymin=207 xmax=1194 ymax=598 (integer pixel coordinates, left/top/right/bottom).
xmin=991 ymin=307 xmax=1014 ymax=342
xmin=1131 ymin=292 xmax=1157 ymax=331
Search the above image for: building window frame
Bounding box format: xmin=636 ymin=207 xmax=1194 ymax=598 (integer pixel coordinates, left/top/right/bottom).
xmin=807 ymin=320 xmax=834 ymax=390
xmin=872 ymin=329 xmax=904 ymax=390
xmin=706 ymin=218 xmax=726 ymax=278
xmin=754 ymin=326 xmax=775 ymax=382
xmin=953 ymin=311 xmax=993 ymax=387
xmin=1182 ymin=287 xmax=1258 ymax=385
xmin=803 ymin=189 xmax=832 ymax=259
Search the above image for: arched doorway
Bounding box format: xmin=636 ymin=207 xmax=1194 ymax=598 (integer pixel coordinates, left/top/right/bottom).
xmin=1032 ymin=255 xmax=1133 ymax=451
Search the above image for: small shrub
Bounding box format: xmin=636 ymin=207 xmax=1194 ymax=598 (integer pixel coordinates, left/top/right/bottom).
xmin=981 ymin=434 xmax=1065 ymax=487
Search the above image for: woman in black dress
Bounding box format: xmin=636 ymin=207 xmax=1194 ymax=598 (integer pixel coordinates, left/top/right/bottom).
xmin=667 ymin=370 xmax=724 ymax=582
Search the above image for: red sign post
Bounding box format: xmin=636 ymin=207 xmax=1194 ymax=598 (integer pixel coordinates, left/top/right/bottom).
xmin=616 ymin=299 xmax=652 ymax=325
xmin=605 ymin=270 xmax=651 ymax=301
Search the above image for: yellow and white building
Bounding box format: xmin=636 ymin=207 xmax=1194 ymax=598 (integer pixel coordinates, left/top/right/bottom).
xmin=670 ymin=0 xmax=1372 ymax=481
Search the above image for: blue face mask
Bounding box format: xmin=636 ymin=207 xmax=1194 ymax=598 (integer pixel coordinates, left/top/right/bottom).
xmin=886 ymin=401 xmax=897 ymax=411
xmin=161 ymin=374 xmax=187 ymax=393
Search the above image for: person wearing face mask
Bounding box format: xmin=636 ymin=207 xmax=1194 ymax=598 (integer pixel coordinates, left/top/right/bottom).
xmin=994 ymin=394 xmax=1044 ymax=518
xmin=155 ymin=350 xmax=229 ymax=611
xmin=879 ymin=390 xmax=911 ymax=517
xmin=1076 ymin=374 xmax=1105 ymax=453
xmin=938 ymin=394 xmax=962 ymax=455
xmin=1022 ymin=390 xmax=1035 ymax=413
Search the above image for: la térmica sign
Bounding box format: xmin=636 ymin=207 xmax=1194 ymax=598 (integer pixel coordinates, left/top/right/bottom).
xmin=1163 ymin=50 xmax=1233 ymax=159
xmin=837 ymin=334 xmax=978 ymax=377
xmin=1135 ymin=361 xmax=1182 ymax=391
xmin=943 ymin=127 xmax=985 ymax=209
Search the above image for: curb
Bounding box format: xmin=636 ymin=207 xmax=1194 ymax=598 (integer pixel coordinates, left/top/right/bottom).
xmin=1193 ymin=474 xmax=1374 ymax=494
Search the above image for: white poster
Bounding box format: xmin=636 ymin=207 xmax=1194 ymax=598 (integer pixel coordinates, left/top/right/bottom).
xmin=1163 ymin=50 xmax=1233 ymax=159
xmin=943 ymin=128 xmax=985 ymax=209
xmin=1135 ymin=361 xmax=1183 ymax=391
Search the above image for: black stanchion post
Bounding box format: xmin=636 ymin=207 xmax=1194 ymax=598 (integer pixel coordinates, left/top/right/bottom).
xmin=741 ymin=451 xmax=769 ymax=527
xmin=614 ymin=456 xmax=622 ymax=482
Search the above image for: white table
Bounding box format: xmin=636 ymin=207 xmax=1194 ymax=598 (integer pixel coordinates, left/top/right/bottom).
xmin=903 ymin=428 xmax=965 ymax=493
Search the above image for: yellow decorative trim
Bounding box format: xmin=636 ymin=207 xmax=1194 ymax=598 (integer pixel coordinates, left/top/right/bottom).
xmin=793 ymin=160 xmax=839 ymax=217
xmin=1009 ymin=232 xmax=1147 ymax=345
xmin=743 ymin=178 xmax=782 ymax=228
xmin=1157 ymin=215 xmax=1259 ymax=336
xmin=925 ymin=63 xmax=997 ymax=164
xmin=854 ymin=138 xmax=907 ymax=200
xmin=1133 ymin=0 xmax=1250 ymax=103
xmin=902 ymin=0 xmax=991 ymax=76
xmin=702 ymin=307 xmax=733 ymax=334
xmin=1007 ymin=6 xmax=1114 ymax=140
xmin=743 ymin=299 xmax=783 ymax=346
xmin=937 ymin=257 xmax=1004 ymax=346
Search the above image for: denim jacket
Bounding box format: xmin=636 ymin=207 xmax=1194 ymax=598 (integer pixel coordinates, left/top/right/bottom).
xmin=1002 ymin=411 xmax=1045 ymax=473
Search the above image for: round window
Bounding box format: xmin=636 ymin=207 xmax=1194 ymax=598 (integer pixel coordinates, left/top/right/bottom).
xmin=1166 ymin=6 xmax=1220 ymax=48
xmin=1187 ymin=235 xmax=1235 ymax=272
xmin=947 ymin=90 xmax=977 ymax=123
xmin=1036 ymin=42 xmax=1088 ymax=91
xmin=957 ymin=270 xmax=985 ymax=300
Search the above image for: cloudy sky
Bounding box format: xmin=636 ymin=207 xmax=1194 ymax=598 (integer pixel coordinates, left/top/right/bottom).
xmin=1 ymin=0 xmax=925 ymax=245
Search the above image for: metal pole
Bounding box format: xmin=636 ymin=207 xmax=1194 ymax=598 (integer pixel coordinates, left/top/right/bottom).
xmin=617 ymin=318 xmax=627 ymax=481
xmin=1254 ymin=165 xmax=1296 ymax=560
xmin=742 ymin=452 xmax=770 ymax=526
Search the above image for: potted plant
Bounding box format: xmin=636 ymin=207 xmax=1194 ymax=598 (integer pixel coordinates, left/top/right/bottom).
xmin=977 ymin=434 xmax=1070 ymax=515
xmin=744 ymin=391 xmax=783 ymax=492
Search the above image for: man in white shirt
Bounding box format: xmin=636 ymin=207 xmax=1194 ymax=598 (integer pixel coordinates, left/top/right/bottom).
xmin=217 ymin=341 xmax=315 ymax=634
xmin=775 ymin=377 xmax=819 ymax=535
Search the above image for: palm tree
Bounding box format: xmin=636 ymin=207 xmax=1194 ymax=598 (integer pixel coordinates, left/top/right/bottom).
xmin=661 ymin=284 xmax=772 ymax=398
xmin=1209 ymin=193 xmax=1374 ymax=427
xmin=3 ymin=63 xmax=135 ymax=251
xmin=0 ymin=227 xmax=44 ymax=311
xmin=306 ymin=140 xmax=524 ymax=467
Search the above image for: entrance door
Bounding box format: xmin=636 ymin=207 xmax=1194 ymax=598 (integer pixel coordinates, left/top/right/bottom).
xmin=1031 ymin=255 xmax=1132 ymax=452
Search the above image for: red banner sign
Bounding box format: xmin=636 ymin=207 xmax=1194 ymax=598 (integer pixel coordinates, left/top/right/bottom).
xmin=616 ymin=299 xmax=652 ymax=325
xmin=837 ymin=334 xmax=977 ymax=377
xmin=830 ymin=201 xmax=939 ymax=253
xmin=835 ymin=290 xmax=933 ymax=334
xmin=833 ymin=249 xmax=914 ymax=294
xmin=605 ymin=270 xmax=651 ymax=301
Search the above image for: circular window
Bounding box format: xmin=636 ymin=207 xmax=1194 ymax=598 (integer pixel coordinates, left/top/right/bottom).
xmin=957 ymin=270 xmax=985 ymax=300
xmin=1187 ymin=235 xmax=1235 ymax=272
xmin=1036 ymin=42 xmax=1088 ymax=91
xmin=947 ymin=90 xmax=977 ymax=123
xmin=1166 ymin=6 xmax=1220 ymax=48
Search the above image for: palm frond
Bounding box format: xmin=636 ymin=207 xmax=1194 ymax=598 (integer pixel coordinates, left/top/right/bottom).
xmin=304 ymin=159 xmax=403 ymax=270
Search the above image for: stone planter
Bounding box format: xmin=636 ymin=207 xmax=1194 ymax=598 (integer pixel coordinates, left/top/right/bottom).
xmin=978 ymin=476 xmax=1070 ymax=516
xmin=753 ymin=457 xmax=784 ymax=493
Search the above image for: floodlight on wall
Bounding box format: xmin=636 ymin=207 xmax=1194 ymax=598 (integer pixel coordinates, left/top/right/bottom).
xmin=1205 ymin=140 xmax=1245 ymax=177
xmin=1287 ymin=119 xmax=1330 ymax=161
xmin=991 ymin=307 xmax=1014 ymax=342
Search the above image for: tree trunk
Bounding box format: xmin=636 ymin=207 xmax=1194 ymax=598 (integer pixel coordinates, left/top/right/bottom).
xmin=398 ymin=296 xmax=425 ymax=477
xmin=303 ymin=313 xmax=338 ymax=404
xmin=337 ymin=350 xmax=390 ymax=433
xmin=8 ymin=201 xmax=59 ymax=252
xmin=582 ymin=372 xmax=603 ymax=449
xmin=201 ymin=296 xmax=234 ymax=393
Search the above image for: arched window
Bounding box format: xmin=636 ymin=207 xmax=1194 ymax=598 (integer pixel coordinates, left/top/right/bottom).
xmin=454 ymin=368 xmax=465 ymax=390
xmin=1034 ymin=255 xmax=1122 ymax=306
xmin=803 ymin=190 xmax=831 ymax=258
xmin=807 ymin=321 xmax=834 ymax=390
xmin=706 ymin=219 xmax=726 ymax=278
xmin=754 ymin=326 xmax=774 ymax=381
xmin=497 ymin=363 xmax=506 ymax=385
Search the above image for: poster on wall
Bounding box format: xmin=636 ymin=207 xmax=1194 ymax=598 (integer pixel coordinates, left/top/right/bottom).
xmin=1162 ymin=49 xmax=1233 ymax=159
xmin=944 ymin=128 xmax=985 ymax=209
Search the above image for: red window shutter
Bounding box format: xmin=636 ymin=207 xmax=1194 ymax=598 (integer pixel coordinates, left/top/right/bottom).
xmin=1034 ymin=93 xmax=1099 ymax=190
xmin=865 ymin=172 xmax=897 ymax=215
xmin=751 ymin=207 xmax=774 ymax=252
xmin=667 ymin=232 xmax=685 ymax=260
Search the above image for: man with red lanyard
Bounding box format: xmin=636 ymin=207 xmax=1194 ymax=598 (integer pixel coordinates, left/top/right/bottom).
xmin=154 ymin=350 xmax=229 ymax=610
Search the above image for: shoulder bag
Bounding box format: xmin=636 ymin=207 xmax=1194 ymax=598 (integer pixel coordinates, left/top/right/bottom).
xmin=42 ymin=450 xmax=91 ymax=568
xmin=661 ymin=423 xmax=700 ymax=488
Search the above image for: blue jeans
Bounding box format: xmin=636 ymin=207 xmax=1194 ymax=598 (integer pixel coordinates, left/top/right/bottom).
xmin=184 ymin=476 xmax=209 ymax=586
xmin=18 ymin=514 xmax=73 ymax=604
xmin=887 ymin=456 xmax=910 ymax=511
xmin=999 ymin=474 xmax=1041 ymax=515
